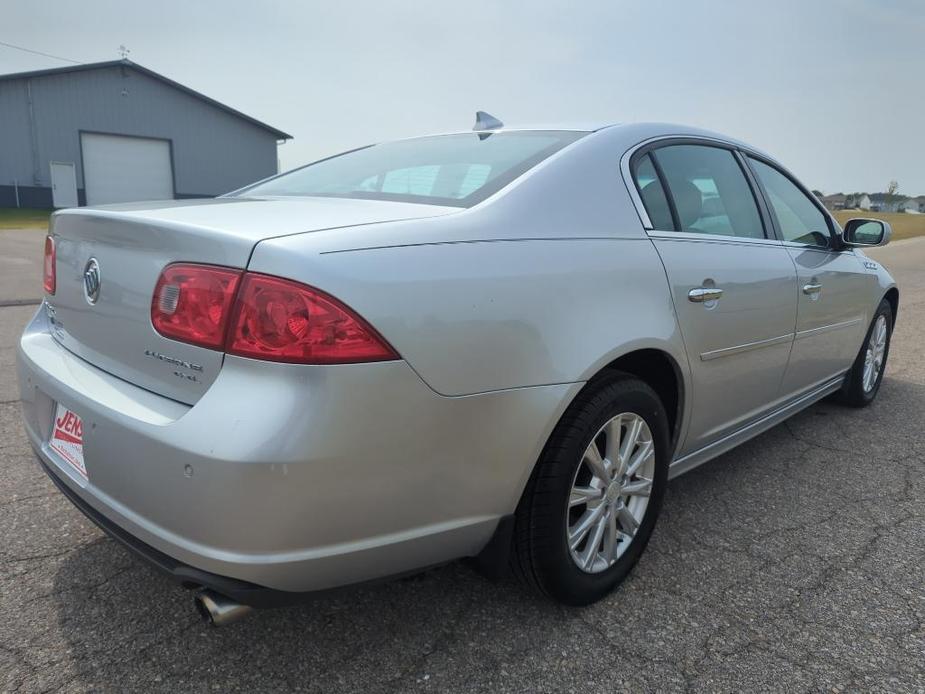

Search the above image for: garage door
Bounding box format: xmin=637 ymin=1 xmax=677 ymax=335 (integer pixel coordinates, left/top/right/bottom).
xmin=81 ymin=133 xmax=174 ymax=205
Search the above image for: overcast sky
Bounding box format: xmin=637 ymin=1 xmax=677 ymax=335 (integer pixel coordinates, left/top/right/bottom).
xmin=4 ymin=0 xmax=924 ymax=194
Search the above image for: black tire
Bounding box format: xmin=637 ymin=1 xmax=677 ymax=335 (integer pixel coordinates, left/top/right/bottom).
xmin=836 ymin=299 xmax=893 ymax=408
xmin=511 ymin=373 xmax=670 ymax=606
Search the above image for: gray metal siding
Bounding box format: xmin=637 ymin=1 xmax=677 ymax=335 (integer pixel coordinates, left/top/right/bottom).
xmin=0 ymin=79 xmax=38 ymax=187
xmin=0 ymin=65 xmax=280 ymax=197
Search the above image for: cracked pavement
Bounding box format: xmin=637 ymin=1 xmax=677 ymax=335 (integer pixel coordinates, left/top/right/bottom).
xmin=1 ymin=229 xmax=923 ymax=692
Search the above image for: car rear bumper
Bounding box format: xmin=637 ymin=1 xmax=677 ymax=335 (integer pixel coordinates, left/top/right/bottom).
xmin=18 ymin=306 xmax=577 ymax=594
xmin=34 ymin=453 xmax=294 ymax=607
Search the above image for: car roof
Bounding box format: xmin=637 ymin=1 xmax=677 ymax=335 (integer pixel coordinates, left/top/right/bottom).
xmin=389 ymin=122 xmax=778 ymax=171
xmin=393 ymin=122 xmax=770 ymax=157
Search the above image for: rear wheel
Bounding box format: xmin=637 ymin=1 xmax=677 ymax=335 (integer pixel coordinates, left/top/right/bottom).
xmin=836 ymin=299 xmax=893 ymax=407
xmin=511 ymin=374 xmax=669 ymax=605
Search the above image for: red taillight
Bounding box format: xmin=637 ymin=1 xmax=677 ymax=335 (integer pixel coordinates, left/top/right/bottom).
xmin=227 ymin=273 xmax=397 ymax=364
xmin=151 ymin=265 xmax=397 ymax=364
xmin=151 ymin=264 xmax=242 ymax=349
xmin=43 ymin=235 xmax=56 ymax=295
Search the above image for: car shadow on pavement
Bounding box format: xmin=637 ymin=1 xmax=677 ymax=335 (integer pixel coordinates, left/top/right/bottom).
xmin=48 ymin=540 xmax=575 ymax=692
xmin=43 ymin=376 xmax=925 ymax=692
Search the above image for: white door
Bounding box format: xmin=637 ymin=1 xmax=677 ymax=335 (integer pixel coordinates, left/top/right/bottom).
xmin=49 ymin=161 xmax=79 ymax=208
xmin=81 ymin=133 xmax=174 ymax=205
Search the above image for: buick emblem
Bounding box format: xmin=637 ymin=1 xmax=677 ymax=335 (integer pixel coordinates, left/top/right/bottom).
xmin=83 ymin=258 xmax=101 ymax=304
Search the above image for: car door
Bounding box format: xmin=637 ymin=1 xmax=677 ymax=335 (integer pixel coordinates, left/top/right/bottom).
xmin=746 ymin=156 xmax=870 ymax=396
xmin=631 ymin=143 xmax=798 ymax=456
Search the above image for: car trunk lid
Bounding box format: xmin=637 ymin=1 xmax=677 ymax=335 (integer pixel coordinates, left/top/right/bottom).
xmin=46 ymin=197 xmax=455 ymax=404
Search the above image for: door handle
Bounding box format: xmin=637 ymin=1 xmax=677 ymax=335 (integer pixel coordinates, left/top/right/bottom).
xmin=688 ymin=287 xmax=724 ymax=303
xmin=803 ymin=283 xmax=822 ymax=295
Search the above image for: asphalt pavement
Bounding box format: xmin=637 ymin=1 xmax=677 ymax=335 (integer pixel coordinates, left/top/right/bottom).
xmin=1 ymin=227 xmax=923 ymax=693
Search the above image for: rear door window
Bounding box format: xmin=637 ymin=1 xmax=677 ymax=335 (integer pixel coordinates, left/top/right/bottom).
xmin=648 ymin=145 xmax=766 ymax=239
xmin=631 ymin=154 xmax=674 ymax=230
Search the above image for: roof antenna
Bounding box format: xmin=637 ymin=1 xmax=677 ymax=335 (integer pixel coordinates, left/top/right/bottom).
xmin=473 ymin=111 xmax=503 ymax=132
xmin=118 ymin=44 xmax=131 ymax=60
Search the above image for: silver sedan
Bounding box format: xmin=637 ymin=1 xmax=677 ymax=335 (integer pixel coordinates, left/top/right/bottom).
xmin=18 ymin=116 xmax=897 ymax=624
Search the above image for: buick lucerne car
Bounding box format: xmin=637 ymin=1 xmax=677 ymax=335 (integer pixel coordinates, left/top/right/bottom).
xmin=18 ymin=117 xmax=897 ymax=625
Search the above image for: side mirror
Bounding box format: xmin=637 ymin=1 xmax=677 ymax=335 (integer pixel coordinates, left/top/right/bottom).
xmin=841 ymin=218 xmax=891 ymax=248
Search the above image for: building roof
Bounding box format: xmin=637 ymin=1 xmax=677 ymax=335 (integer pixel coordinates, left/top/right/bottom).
xmin=0 ymin=59 xmax=292 ymax=140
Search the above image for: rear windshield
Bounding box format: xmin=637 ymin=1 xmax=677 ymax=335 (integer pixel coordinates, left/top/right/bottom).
xmin=235 ymin=131 xmax=585 ymax=207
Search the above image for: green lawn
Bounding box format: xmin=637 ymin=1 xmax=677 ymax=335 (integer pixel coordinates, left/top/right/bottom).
xmin=832 ymin=210 xmax=925 ymax=241
xmin=0 ymin=208 xmax=52 ymax=230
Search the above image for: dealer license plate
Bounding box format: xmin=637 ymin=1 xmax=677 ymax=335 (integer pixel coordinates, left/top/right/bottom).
xmin=49 ymin=404 xmax=88 ymax=480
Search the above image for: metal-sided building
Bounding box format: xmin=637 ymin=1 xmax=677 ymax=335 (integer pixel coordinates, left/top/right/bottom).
xmin=0 ymin=59 xmax=291 ymax=208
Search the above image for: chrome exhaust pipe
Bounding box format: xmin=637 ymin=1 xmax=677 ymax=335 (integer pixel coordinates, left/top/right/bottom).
xmin=194 ymin=589 xmax=253 ymax=626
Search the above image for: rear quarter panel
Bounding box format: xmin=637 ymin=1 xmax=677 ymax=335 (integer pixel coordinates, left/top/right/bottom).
xmin=248 ymin=233 xmax=687 ymax=398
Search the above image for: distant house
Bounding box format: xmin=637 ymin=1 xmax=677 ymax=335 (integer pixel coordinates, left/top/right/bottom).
xmin=844 ymin=193 xmax=871 ymax=210
xmin=901 ymin=196 xmax=925 ymax=213
xmin=869 ymin=193 xmax=906 ymax=213
xmin=819 ymin=191 xmax=924 ymax=214
xmin=820 ymin=193 xmax=846 ymax=211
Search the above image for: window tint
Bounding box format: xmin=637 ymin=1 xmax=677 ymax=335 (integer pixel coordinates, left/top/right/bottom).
xmin=653 ymin=145 xmax=764 ymax=239
xmin=632 ymin=154 xmax=674 ymax=230
xmin=237 ymin=131 xmax=584 ymax=207
xmin=748 ymin=158 xmax=831 ymax=247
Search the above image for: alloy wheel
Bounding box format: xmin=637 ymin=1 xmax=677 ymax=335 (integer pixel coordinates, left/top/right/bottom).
xmin=566 ymin=412 xmax=655 ymax=573
xmin=863 ymin=315 xmax=888 ymax=393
